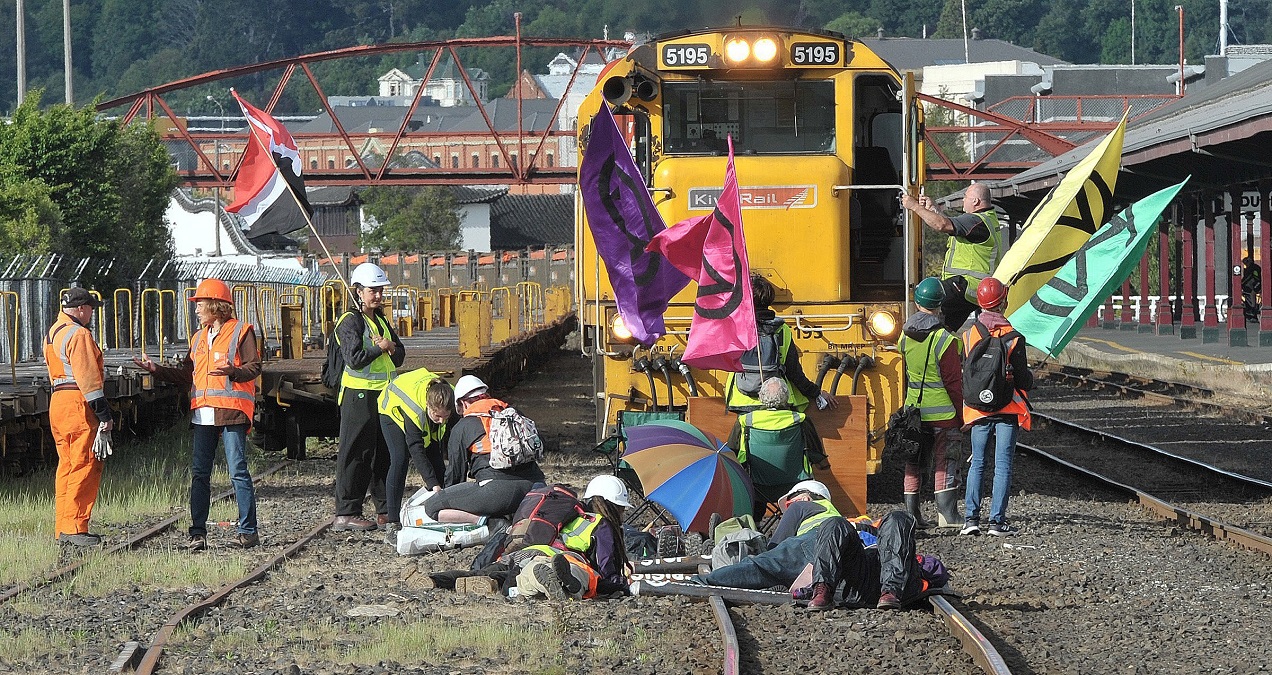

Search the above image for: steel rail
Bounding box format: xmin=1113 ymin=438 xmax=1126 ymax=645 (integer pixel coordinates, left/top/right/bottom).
xmin=135 ymin=516 xmax=335 ymax=674
xmin=1036 ymin=365 xmax=1272 ymax=425
xmin=0 ymin=460 xmax=292 ymax=605
xmin=1031 ymin=411 xmax=1272 ymax=491
xmin=631 ymin=579 xmax=1010 ymax=674
xmin=1017 ymin=441 xmax=1272 ymax=559
xmin=931 ymin=596 xmax=1012 ymax=675
xmin=699 ymin=563 xmax=740 ymax=675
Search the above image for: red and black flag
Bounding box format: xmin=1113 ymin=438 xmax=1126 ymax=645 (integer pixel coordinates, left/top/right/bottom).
xmin=226 ymin=90 xmax=312 ymax=239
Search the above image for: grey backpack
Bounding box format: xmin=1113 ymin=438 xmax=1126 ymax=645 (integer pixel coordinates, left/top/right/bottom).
xmin=711 ymin=528 xmax=768 ymax=569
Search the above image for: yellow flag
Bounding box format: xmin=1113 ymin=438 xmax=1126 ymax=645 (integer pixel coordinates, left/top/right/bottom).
xmin=994 ymin=115 xmax=1127 ymax=315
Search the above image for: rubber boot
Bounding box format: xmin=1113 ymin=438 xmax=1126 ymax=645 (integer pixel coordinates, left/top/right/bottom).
xmin=935 ymin=488 xmax=965 ymax=529
xmin=904 ymin=493 xmax=931 ymax=529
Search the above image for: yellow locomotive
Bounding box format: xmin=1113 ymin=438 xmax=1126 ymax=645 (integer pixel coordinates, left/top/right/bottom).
xmin=575 ymin=26 xmax=924 ymax=513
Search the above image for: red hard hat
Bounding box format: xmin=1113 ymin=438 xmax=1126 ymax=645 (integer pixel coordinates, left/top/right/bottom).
xmin=190 ymin=278 xmax=233 ymax=304
xmin=976 ymin=277 xmax=1008 ymax=310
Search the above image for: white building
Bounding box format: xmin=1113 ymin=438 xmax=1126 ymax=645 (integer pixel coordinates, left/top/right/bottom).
xmin=377 ymin=57 xmax=489 ymax=107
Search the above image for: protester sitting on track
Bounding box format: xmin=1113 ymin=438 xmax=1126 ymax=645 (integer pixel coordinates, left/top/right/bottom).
xmin=425 ymin=375 xmax=544 ymax=522
xmin=377 ymin=368 xmax=457 ymax=546
xmin=134 ymin=278 xmax=262 ymax=551
xmin=690 ymin=480 xmax=926 ymax=610
xmin=516 ymin=475 xmax=633 ymax=600
xmin=724 ymin=378 xmax=829 ymax=518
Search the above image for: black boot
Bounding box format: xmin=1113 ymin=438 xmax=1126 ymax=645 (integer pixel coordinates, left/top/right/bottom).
xmin=904 ymin=493 xmax=931 ymax=529
xmin=935 ymin=488 xmax=965 ymax=529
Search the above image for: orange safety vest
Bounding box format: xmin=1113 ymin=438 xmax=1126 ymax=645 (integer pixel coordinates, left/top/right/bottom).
xmin=44 ymin=313 xmax=106 ymax=403
xmin=960 ymin=322 xmax=1031 ymax=431
xmin=189 ymin=319 xmax=256 ymax=421
xmin=463 ymin=397 xmax=510 ymax=455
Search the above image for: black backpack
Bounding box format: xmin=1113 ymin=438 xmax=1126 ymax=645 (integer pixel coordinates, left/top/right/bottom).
xmin=962 ymin=321 xmax=1021 ymax=412
xmin=502 ymin=484 xmax=585 ymax=554
xmin=320 ymin=311 xmax=357 ymax=390
xmin=735 ymin=322 xmax=786 ymax=397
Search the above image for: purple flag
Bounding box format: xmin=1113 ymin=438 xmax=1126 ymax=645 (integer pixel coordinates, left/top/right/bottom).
xmin=580 ymin=102 xmax=689 ymax=344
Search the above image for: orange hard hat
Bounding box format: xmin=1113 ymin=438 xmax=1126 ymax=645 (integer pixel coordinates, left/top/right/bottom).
xmin=191 ymin=278 xmax=233 ymax=304
xmin=976 ymin=277 xmax=1008 ymax=310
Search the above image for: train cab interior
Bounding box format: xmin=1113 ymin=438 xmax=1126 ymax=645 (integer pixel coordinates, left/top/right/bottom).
xmin=850 ymin=74 xmax=906 ymax=301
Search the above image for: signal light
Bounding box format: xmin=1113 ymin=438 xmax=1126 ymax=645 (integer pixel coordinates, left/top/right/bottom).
xmin=754 ymin=38 xmax=778 ymax=62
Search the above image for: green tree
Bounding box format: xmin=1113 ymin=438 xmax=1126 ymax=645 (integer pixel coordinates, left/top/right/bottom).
xmin=826 ymin=12 xmax=881 ymax=38
xmin=0 ymin=178 xmax=59 ymax=253
xmin=0 ymin=92 xmax=178 ymax=282
xmin=360 ymin=186 xmax=462 ymax=251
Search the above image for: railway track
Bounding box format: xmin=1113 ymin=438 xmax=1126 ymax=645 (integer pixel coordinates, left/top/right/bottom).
xmin=1027 ymin=366 xmax=1272 ymax=556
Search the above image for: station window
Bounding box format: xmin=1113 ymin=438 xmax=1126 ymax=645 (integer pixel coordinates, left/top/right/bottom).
xmin=451 ymin=154 xmax=459 ymax=168
xmin=546 ymin=154 xmax=554 ymax=167
xmin=491 ymin=155 xmax=500 ymax=168
xmin=472 ymin=153 xmax=480 ymax=168
xmin=310 ymin=159 xmax=318 ymax=170
xmin=328 ymin=158 xmax=335 ymax=169
xmin=433 ymin=155 xmax=441 ymax=166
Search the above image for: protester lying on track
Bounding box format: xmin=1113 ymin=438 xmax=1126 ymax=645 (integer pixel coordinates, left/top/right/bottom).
xmin=424 ymin=476 xmax=633 ymax=600
xmin=690 ymin=480 xmax=936 ymax=610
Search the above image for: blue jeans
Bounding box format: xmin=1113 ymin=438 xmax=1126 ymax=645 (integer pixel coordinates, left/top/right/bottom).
xmin=190 ymin=423 xmax=257 ymax=536
xmin=964 ymin=417 xmax=1018 ymax=524
xmin=697 ymin=531 xmax=818 ymax=589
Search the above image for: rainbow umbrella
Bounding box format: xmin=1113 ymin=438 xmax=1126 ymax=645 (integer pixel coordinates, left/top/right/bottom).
xmin=622 ymin=419 xmax=754 ymax=533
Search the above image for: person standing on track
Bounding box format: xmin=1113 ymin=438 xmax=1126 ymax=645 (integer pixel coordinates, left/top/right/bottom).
xmin=46 ymin=288 xmax=115 ymax=547
xmin=901 ymin=184 xmax=1004 ymax=332
xmin=959 ymin=277 xmax=1033 ymax=537
xmin=134 ymin=278 xmax=262 ymax=550
xmin=332 ymin=262 xmax=405 ymax=531
xmin=898 ymin=277 xmax=965 ymax=530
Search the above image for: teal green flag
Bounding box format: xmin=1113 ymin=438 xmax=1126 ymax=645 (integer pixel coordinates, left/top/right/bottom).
xmin=1010 ymin=178 xmax=1190 ymax=358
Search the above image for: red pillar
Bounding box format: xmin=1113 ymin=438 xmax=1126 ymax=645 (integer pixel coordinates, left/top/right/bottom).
xmin=1229 ymin=187 xmax=1248 ymax=346
xmin=1156 ymin=202 xmax=1175 ymax=335
xmin=1139 ymin=233 xmax=1153 ymax=332
xmin=1119 ymin=278 xmax=1134 ymax=327
xmin=1260 ymin=180 xmax=1272 ymax=345
xmin=1202 ymin=194 xmax=1220 ymax=342
xmin=1180 ymin=197 xmax=1198 ymax=339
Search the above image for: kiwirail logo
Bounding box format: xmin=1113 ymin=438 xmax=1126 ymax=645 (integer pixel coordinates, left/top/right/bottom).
xmin=687 ymin=185 xmax=816 ymax=210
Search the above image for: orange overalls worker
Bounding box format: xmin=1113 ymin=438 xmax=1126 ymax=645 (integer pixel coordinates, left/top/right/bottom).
xmin=45 ymin=287 xmax=115 ymax=547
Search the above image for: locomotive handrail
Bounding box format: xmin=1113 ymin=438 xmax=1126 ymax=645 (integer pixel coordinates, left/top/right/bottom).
xmin=113 ymin=288 xmax=134 ymax=350
xmin=0 ymin=291 xmax=17 ymax=385
xmin=830 ymin=182 xmax=904 ymax=197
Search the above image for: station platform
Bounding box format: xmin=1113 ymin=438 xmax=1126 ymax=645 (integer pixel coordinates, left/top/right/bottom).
xmin=1035 ymin=324 xmax=1272 ymax=404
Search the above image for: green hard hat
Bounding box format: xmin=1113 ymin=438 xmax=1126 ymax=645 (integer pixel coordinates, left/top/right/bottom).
xmin=914 ymin=277 xmax=945 ymax=309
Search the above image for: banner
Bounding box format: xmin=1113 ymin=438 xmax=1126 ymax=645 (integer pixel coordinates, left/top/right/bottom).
xmin=1010 ymin=178 xmax=1189 ymax=357
xmin=647 ymin=137 xmax=757 ymax=371
xmin=579 ymin=103 xmax=689 ymax=344
xmin=995 ymin=115 xmax=1128 ymax=315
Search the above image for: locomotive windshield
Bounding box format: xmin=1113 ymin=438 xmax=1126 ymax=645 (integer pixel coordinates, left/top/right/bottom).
xmin=661 ymin=80 xmax=835 ymax=155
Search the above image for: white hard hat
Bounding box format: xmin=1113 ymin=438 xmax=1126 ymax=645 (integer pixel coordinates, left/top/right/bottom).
xmin=781 ymin=479 xmax=831 ymax=503
xmin=350 ymin=262 xmax=391 ymax=288
xmin=583 ymin=474 xmax=632 ymax=508
xmin=453 ymin=375 xmax=489 ymax=401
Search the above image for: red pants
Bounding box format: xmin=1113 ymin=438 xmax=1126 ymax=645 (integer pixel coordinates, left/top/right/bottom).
xmin=51 ymin=391 xmax=102 ymax=537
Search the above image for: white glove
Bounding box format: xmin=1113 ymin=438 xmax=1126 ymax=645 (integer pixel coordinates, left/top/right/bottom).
xmin=92 ymin=426 xmax=113 ymax=461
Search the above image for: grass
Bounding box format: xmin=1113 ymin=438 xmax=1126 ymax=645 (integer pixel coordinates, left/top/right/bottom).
xmin=0 ymin=425 xmax=268 ymax=587
xmin=0 ymin=625 xmax=77 ymax=662
xmin=59 ymin=548 xmax=249 ymax=597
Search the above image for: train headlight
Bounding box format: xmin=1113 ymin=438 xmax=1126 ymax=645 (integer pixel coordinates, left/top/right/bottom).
xmin=868 ymin=310 xmax=899 ymax=341
xmin=753 ymin=37 xmax=778 ymax=62
xmin=725 ymin=38 xmax=750 ymax=64
xmin=611 ymin=314 xmax=634 ymax=342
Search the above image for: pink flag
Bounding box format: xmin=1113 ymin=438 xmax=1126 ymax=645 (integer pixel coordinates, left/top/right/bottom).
xmin=646 ymin=138 xmax=756 ymax=371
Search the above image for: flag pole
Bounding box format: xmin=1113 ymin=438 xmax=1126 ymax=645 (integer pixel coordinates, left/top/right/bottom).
xmin=230 ymin=89 xmax=353 ymax=301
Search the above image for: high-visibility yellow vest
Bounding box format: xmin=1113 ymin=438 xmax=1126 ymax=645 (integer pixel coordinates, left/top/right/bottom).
xmin=943 ymin=210 xmax=1003 ymax=302
xmin=724 ymin=323 xmax=809 ymax=412
xmin=795 ymin=498 xmax=843 ymax=537
xmin=378 ymin=367 xmax=448 ymax=441
xmin=337 ymin=311 xmax=397 ymax=397
xmin=898 ymin=328 xmax=960 ymax=423
xmin=560 ymin=512 xmax=604 ymax=554
xmin=737 ymin=408 xmax=804 ymax=463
